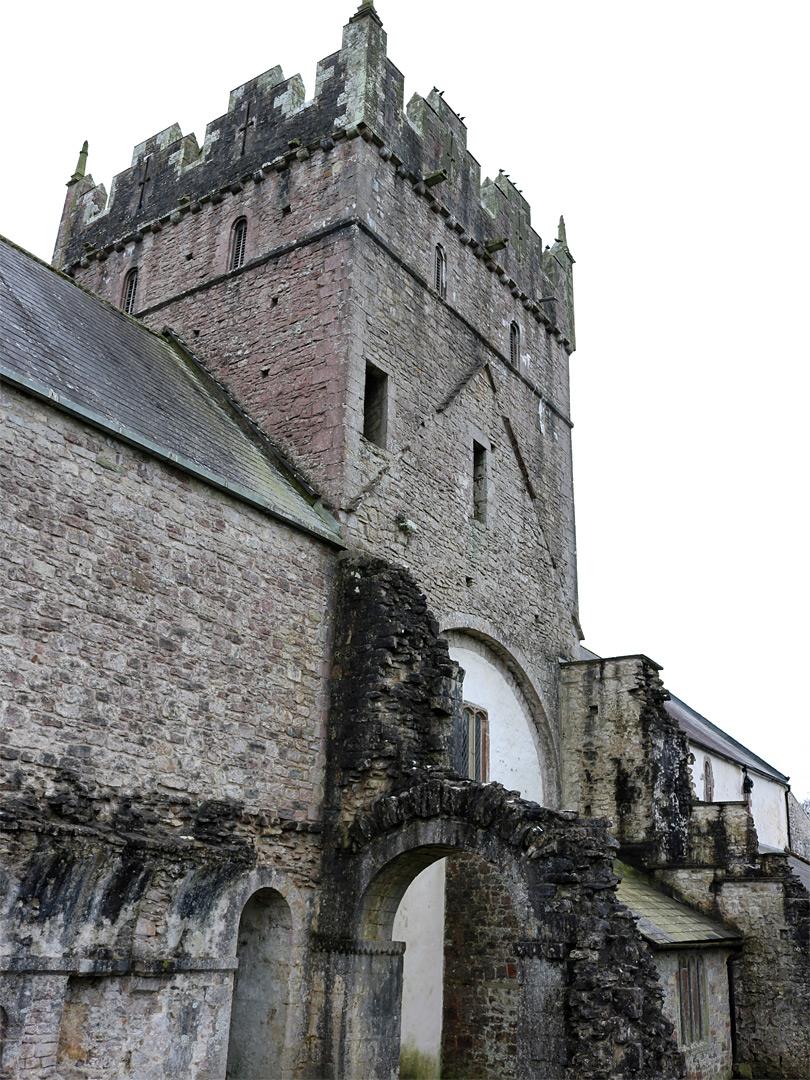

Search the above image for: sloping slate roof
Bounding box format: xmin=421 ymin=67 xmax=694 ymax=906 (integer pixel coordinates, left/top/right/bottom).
xmin=666 ymin=694 xmax=788 ymax=785
xmin=788 ymin=855 xmax=810 ymax=893
xmin=0 ymin=236 xmax=341 ymax=547
xmin=616 ymin=862 xmax=742 ymax=949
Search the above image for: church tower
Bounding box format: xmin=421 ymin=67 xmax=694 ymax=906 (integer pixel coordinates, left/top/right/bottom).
xmin=55 ymin=2 xmax=580 ymax=803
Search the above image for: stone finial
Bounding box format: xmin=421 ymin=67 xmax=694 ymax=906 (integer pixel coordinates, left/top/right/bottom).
xmin=349 ymin=0 xmax=383 ymax=26
xmin=557 ymin=215 xmax=568 ymax=246
xmin=69 ymin=141 xmax=89 ymax=186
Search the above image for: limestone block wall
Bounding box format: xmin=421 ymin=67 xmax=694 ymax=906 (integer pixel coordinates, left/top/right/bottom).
xmin=0 ymin=383 xmax=337 ymax=1077
xmin=655 ymin=949 xmax=733 ymax=1080
xmin=659 ymin=856 xmax=810 ymax=1078
xmin=0 ymin=382 xmax=335 ymax=824
xmin=442 ymin=852 xmax=520 ymax=1079
xmin=559 ymin=656 xmax=693 ymax=864
xmin=787 ymin=792 xmax=810 ymax=860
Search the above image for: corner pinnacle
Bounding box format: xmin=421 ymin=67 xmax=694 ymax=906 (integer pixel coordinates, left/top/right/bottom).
xmin=350 ymin=0 xmax=383 ymax=26
xmin=557 ymin=215 xmax=568 ymax=246
xmin=69 ymin=141 xmax=89 ymax=186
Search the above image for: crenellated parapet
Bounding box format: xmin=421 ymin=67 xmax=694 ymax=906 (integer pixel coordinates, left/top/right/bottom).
xmin=53 ymin=1 xmax=575 ymax=344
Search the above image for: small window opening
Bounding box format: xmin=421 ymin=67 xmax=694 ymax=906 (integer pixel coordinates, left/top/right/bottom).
xmin=677 ymin=954 xmax=706 ymax=1045
xmin=473 ymin=440 xmax=487 ymax=524
xmin=456 ymin=704 xmax=489 ymax=781
xmin=362 ymin=362 xmax=389 ymax=448
xmin=434 ymin=244 xmax=446 ymax=298
xmin=510 ymin=322 xmax=520 ymax=365
xmin=230 ymin=218 xmax=248 ymax=270
xmin=122 ymin=268 xmax=139 ymax=314
xmin=702 ymin=758 xmax=714 ymax=802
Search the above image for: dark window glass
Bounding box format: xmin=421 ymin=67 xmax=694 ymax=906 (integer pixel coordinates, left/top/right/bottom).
xmin=231 ymin=218 xmax=248 ymax=270
xmin=434 ymin=244 xmax=446 ymax=298
xmin=122 ymin=268 xmax=139 ymax=314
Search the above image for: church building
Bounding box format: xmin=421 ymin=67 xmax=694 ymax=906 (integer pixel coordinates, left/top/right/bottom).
xmin=1 ymin=4 xmax=808 ymax=1077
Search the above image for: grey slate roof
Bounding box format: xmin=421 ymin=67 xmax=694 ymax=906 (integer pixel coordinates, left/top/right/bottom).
xmin=665 ymin=694 xmax=788 ymax=785
xmin=616 ymin=862 xmax=742 ymax=950
xmin=0 ymin=235 xmax=342 ymax=547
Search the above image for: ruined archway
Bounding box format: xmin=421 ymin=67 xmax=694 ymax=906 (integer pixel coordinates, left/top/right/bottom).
xmin=315 ymin=777 xmax=685 ymax=1080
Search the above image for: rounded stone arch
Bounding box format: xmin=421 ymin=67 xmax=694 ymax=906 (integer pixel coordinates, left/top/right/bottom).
xmin=217 ymin=869 xmax=308 ymax=1080
xmin=322 ymin=781 xmax=580 ymax=1080
xmin=357 ymin=825 xmax=536 ymax=945
xmin=340 ymin=778 xmax=568 ymax=945
xmin=316 ymin=780 xmax=685 ymax=1079
xmin=213 ymin=865 xmax=308 ymax=958
xmin=440 ymin=615 xmax=561 ymax=808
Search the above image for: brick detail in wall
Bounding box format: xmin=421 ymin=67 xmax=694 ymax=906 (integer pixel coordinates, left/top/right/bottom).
xmin=442 ymin=853 xmax=519 ymax=1079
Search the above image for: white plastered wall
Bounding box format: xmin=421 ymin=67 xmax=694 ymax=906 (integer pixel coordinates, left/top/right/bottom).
xmin=394 ymin=635 xmax=546 ymax=1067
xmin=689 ymin=744 xmax=788 ymax=849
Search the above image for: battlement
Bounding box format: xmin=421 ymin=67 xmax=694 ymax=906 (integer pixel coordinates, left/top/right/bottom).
xmin=54 ymin=1 xmax=574 ymax=343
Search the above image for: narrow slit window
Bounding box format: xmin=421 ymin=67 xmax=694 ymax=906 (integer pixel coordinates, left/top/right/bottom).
xmin=473 ymin=440 xmax=487 ymax=524
xmin=362 ymin=362 xmax=389 ymax=448
xmin=122 ymin=268 xmax=139 ymax=314
xmin=510 ymin=322 xmax=520 ymax=365
xmin=434 ymin=244 xmax=446 ymax=298
xmin=702 ymin=758 xmax=714 ymax=802
xmin=230 ymin=218 xmax=248 ymax=271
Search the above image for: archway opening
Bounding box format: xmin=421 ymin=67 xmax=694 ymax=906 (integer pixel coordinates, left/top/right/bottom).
xmin=393 ymin=848 xmax=520 ymax=1079
xmin=226 ymin=887 xmax=292 ymax=1080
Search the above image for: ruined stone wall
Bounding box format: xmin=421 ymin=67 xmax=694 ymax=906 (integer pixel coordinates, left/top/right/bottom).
xmin=0 ymin=383 xmax=337 ymax=1077
xmin=659 ymin=852 xmax=810 ymax=1078
xmin=324 ymin=554 xmax=458 ymax=833
xmin=320 ymin=555 xmax=685 ymax=1079
xmin=559 ymin=656 xmax=693 ymax=864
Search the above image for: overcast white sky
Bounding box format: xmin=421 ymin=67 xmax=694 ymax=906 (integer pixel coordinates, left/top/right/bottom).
xmin=2 ymin=1 xmax=808 ymax=797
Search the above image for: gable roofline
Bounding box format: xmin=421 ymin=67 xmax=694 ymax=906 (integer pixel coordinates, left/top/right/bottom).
xmin=0 ymin=234 xmax=344 ymax=548
xmin=666 ymin=693 xmax=789 ymax=787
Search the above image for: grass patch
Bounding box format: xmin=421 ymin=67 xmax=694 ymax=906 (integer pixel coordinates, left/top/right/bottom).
xmin=399 ymin=1043 xmax=440 ymax=1080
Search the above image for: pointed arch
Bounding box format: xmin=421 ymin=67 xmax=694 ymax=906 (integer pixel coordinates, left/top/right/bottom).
xmin=122 ymin=267 xmax=139 ymax=314
xmin=230 ymin=217 xmax=248 ymax=270
xmin=434 ymin=243 xmax=447 ymax=298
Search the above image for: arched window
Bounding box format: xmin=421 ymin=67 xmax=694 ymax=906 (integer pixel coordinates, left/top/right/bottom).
xmin=509 ymin=322 xmax=520 ymax=366
xmin=702 ymin=757 xmax=714 ymax=802
xmin=455 ymin=703 xmax=489 ymax=782
xmin=122 ymin=268 xmax=139 ymax=314
xmin=230 ymin=218 xmax=248 ymax=271
xmin=434 ymin=244 xmax=446 ymax=298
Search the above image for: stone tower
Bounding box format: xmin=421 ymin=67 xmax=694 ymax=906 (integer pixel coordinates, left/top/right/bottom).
xmin=54 ymin=2 xmax=580 ymax=787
